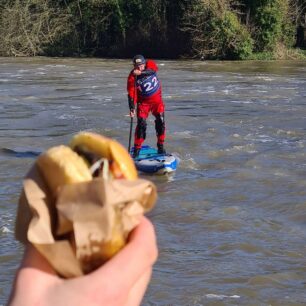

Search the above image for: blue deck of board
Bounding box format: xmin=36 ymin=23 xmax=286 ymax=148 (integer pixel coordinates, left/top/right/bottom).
xmin=130 ymin=145 xmax=178 ymax=174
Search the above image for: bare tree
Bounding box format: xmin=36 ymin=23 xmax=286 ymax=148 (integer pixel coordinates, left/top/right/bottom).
xmin=0 ymin=0 xmax=72 ymax=56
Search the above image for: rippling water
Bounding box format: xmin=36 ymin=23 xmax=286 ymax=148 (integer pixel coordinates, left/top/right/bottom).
xmin=1 ymin=57 xmax=306 ymax=305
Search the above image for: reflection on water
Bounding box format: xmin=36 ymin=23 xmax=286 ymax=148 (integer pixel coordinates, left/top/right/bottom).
xmin=1 ymin=57 xmax=306 ymax=305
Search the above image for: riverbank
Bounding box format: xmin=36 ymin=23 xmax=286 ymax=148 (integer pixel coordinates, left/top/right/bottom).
xmin=1 ymin=47 xmax=305 ymax=61
xmin=1 ymin=0 xmax=305 ymax=60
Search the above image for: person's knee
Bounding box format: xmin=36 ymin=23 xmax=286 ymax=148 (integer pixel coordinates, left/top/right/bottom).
xmin=136 ymin=118 xmax=147 ymax=139
xmin=155 ymin=113 xmax=165 ymax=136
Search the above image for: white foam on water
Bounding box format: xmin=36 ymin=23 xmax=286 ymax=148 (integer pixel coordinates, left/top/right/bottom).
xmin=173 ymin=130 xmax=197 ymax=138
xmin=274 ymin=171 xmax=290 ymax=177
xmin=58 ymin=114 xmax=76 ymax=120
xmin=1 ymin=226 xmax=12 ymax=234
xmin=296 ymin=140 xmax=305 ymax=148
xmin=256 ymin=134 xmax=274 ymax=143
xmin=225 ymin=144 xmax=257 ymax=154
xmin=24 ymin=96 xmax=39 ymax=100
xmin=164 ymin=95 xmax=183 ymax=99
xmin=206 ymin=293 xmax=240 ymax=300
xmin=276 ymin=129 xmax=302 ymax=137
xmin=256 ymin=76 xmax=275 ymax=81
xmin=186 ymin=89 xmax=202 ymax=92
xmin=230 ymin=100 xmax=253 ymax=104
xmin=180 ymin=156 xmax=199 ymax=170
xmin=45 ymin=64 xmax=67 ymax=68
xmin=210 ymin=75 xmax=222 ymax=78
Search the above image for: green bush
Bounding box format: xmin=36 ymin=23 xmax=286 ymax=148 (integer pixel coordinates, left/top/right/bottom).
xmin=214 ymin=11 xmax=254 ymax=59
xmin=253 ymin=0 xmax=296 ymax=52
xmin=182 ymin=2 xmax=253 ymax=60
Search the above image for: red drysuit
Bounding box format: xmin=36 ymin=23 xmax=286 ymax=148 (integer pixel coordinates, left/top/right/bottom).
xmin=127 ymin=59 xmax=166 ymax=150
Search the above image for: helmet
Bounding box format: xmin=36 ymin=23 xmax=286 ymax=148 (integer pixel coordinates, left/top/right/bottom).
xmin=133 ymin=55 xmax=146 ymax=66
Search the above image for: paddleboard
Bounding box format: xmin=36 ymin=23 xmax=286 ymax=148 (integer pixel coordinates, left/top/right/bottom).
xmin=131 ymin=145 xmax=178 ymax=174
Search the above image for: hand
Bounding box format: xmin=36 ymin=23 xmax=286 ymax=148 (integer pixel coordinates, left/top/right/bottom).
xmin=133 ymin=69 xmax=142 ymax=76
xmin=8 ymin=217 xmax=158 ymax=306
xmin=130 ymin=109 xmax=136 ymax=118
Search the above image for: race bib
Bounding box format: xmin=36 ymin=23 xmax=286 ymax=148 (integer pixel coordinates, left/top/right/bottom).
xmin=136 ymin=73 xmax=160 ymax=97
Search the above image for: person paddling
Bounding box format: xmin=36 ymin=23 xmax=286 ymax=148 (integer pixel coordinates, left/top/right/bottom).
xmin=127 ymin=55 xmax=166 ymax=158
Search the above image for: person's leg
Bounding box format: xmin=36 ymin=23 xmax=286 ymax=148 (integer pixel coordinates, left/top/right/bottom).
xmin=152 ymin=102 xmax=166 ymax=154
xmin=133 ymin=104 xmax=149 ymax=158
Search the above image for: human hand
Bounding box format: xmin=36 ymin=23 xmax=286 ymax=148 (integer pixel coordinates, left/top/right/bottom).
xmin=8 ymin=216 xmax=158 ymax=306
xmin=133 ymin=69 xmax=142 ymax=76
xmin=130 ymin=109 xmax=136 ymax=118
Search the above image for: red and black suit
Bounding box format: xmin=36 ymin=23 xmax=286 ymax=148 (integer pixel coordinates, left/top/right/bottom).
xmin=127 ymin=59 xmax=166 ymax=150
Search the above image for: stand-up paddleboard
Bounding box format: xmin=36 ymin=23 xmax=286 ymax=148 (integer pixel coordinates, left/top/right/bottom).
xmin=131 ymin=145 xmax=178 ymax=174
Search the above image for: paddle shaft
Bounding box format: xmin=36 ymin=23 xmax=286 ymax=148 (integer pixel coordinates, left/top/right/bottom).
xmin=128 ymin=77 xmax=137 ymax=153
xmin=128 ymin=116 xmax=133 ymax=153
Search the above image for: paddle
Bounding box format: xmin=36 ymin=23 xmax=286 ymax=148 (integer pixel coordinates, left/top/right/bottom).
xmin=128 ymin=116 xmax=133 ymax=153
xmin=128 ymin=77 xmax=137 ymax=153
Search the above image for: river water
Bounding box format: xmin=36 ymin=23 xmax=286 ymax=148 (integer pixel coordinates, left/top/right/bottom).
xmin=1 ymin=57 xmax=306 ymax=305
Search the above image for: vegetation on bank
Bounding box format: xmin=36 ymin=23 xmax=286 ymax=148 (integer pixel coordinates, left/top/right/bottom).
xmin=0 ymin=0 xmax=305 ymax=60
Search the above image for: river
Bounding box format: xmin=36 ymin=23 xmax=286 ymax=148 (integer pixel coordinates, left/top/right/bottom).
xmin=1 ymin=57 xmax=306 ymax=305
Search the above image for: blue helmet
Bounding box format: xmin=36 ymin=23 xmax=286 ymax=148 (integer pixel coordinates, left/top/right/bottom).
xmin=133 ymin=55 xmax=146 ymax=66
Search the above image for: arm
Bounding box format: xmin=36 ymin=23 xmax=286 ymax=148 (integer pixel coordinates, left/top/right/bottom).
xmin=8 ymin=217 xmax=158 ymax=306
xmin=127 ymin=72 xmax=137 ymax=116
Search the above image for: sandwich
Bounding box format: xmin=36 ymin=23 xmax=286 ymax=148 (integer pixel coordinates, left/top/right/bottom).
xmin=16 ymin=131 xmax=155 ymax=276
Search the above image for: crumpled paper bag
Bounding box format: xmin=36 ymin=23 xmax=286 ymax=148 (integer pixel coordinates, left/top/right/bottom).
xmin=15 ymin=164 xmax=157 ymax=278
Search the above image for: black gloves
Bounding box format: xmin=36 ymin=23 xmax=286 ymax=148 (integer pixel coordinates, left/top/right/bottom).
xmin=128 ymin=95 xmax=135 ymax=111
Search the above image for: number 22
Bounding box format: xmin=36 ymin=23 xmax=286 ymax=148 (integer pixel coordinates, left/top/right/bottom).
xmin=144 ymin=76 xmax=158 ymax=92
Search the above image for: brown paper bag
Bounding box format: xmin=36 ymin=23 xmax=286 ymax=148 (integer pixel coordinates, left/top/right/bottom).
xmin=15 ymin=164 xmax=157 ymax=278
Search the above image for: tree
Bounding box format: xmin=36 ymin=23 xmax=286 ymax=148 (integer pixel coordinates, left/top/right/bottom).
xmin=0 ymin=0 xmax=71 ymax=56
xmin=182 ymin=0 xmax=253 ymax=59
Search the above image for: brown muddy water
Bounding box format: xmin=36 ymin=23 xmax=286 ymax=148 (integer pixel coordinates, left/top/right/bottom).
xmin=1 ymin=57 xmax=306 ymax=305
